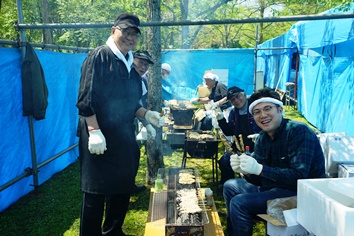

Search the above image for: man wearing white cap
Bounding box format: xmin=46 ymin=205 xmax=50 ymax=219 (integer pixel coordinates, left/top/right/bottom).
xmin=198 ymin=72 xmax=231 ymax=111
xmin=161 ymin=63 xmax=171 ymax=79
xmin=196 ymin=72 xmax=231 ymax=130
xmin=142 ymin=62 xmax=172 ymax=102
xmin=143 ymin=62 xmax=171 ymax=80
xmin=223 ymin=88 xmax=325 ymax=236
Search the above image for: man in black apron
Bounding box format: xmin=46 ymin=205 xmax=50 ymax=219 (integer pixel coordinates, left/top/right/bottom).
xmin=76 ymin=13 xmax=164 ymax=236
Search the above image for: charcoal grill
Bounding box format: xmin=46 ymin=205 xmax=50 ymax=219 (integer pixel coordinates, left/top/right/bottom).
xmin=170 ymin=107 xmax=195 ymax=128
xmin=167 ymin=102 xmax=196 ymax=149
xmin=151 ymin=168 xmax=209 ymax=236
xmin=182 ymin=130 xmax=219 ymax=184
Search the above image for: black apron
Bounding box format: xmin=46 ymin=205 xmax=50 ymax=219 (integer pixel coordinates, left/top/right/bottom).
xmin=77 ymin=46 xmax=142 ymax=194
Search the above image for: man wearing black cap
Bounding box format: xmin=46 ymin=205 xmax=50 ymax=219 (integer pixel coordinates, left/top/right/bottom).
xmin=76 ymin=13 xmax=165 ymax=236
xmin=134 ymin=50 xmax=154 ymax=121
xmin=215 ymin=86 xmax=261 ymax=190
xmin=134 ymin=50 xmax=154 ymax=77
xmin=133 ymin=50 xmax=154 ymax=193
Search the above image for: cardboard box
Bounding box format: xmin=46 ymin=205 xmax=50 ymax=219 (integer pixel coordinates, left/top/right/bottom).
xmin=338 ymin=164 xmax=354 ymax=178
xmin=298 ymin=178 xmax=354 ymax=236
xmin=258 ymin=197 xmax=313 ymax=236
xmin=259 ymin=209 xmax=313 ymax=236
xmin=196 ymin=85 xmax=210 ymax=98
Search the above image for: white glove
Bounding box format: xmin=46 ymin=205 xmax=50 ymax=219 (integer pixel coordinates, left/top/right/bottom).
xmin=190 ymin=98 xmax=199 ymax=104
xmin=247 ymin=134 xmax=259 ymax=143
xmin=215 ymin=108 xmax=224 ymax=120
xmin=239 ymin=154 xmax=263 ymax=175
xmin=145 ymin=124 xmax=156 ymax=139
xmin=163 ymin=100 xmax=170 ymax=107
xmin=88 ymin=129 xmax=107 ymax=155
xmin=209 ymin=101 xmax=219 ymax=109
xmin=144 ymin=110 xmax=165 ymax=127
xmin=230 ymin=154 xmax=248 ymax=174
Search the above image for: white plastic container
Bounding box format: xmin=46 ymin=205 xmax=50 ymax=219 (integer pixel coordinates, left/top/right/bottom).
xmin=297 ymin=178 xmax=354 ymax=236
xmin=205 ymin=188 xmax=213 ymax=206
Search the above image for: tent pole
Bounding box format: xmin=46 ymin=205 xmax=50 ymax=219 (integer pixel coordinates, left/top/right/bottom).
xmin=294 ymin=52 xmax=299 ymax=99
xmin=16 ymin=0 xmax=39 ymax=189
xmin=15 ymin=12 xmax=354 ymax=29
xmin=254 ymin=24 xmax=258 ymax=93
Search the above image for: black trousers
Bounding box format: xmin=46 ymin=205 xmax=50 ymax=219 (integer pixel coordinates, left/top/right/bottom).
xmin=80 ymin=192 xmax=130 ymax=236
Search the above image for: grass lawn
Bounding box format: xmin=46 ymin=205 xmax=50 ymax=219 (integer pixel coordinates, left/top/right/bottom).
xmin=0 ymin=106 xmax=318 ymax=236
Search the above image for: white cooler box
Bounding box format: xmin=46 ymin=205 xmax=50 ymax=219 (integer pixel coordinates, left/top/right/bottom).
xmin=338 ymin=164 xmax=354 ymax=178
xmin=317 ymin=132 xmax=346 ymax=176
xmin=297 ymin=178 xmax=354 ymax=236
xmin=326 ymin=136 xmax=354 ymax=175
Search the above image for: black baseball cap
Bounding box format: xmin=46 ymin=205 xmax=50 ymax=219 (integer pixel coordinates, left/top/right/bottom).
xmin=133 ymin=50 xmax=154 ymax=64
xmin=114 ymin=13 xmax=141 ymax=34
xmin=227 ymin=86 xmax=244 ymax=100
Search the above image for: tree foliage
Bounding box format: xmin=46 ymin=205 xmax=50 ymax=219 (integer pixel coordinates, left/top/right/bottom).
xmin=0 ymin=0 xmax=350 ymax=50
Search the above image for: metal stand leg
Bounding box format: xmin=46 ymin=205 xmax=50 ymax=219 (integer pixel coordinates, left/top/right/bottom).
xmin=182 ymin=151 xmax=187 ymax=168
xmin=211 ymin=157 xmax=215 ymax=183
xmin=214 ymin=152 xmax=218 ymax=186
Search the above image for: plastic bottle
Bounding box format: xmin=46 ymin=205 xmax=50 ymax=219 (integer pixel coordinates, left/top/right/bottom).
xmin=154 ymin=174 xmax=163 ymax=192
xmin=245 ymin=145 xmax=251 ymax=155
xmin=205 ymin=188 xmax=213 ymax=206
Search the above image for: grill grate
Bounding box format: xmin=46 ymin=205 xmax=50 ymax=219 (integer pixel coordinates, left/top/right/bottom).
xmin=151 ymin=192 xmax=167 ymax=222
xmin=150 ymin=168 xmax=209 ymax=236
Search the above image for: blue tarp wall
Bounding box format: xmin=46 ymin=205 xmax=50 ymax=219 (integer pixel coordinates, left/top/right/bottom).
xmin=256 ymin=30 xmax=297 ymax=90
xmin=0 ymin=48 xmax=87 ymax=212
xmin=0 ymin=47 xmax=254 ymax=212
xmin=162 ymin=49 xmax=255 ymax=100
xmin=257 ymin=4 xmax=354 ymax=136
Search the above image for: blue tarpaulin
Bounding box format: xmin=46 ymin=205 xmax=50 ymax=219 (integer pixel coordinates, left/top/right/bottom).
xmin=257 ymin=3 xmax=354 ymax=136
xmin=289 ymin=5 xmax=354 ymax=134
xmin=162 ymin=49 xmax=255 ymax=100
xmin=0 ymin=48 xmax=86 ymax=212
xmin=256 ymin=30 xmax=297 ymax=90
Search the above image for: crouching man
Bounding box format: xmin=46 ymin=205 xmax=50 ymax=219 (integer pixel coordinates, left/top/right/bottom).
xmin=223 ymin=88 xmax=325 ymax=236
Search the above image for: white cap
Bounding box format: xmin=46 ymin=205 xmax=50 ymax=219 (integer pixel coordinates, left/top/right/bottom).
xmin=162 ymin=63 xmax=171 ymax=72
xmin=203 ymin=72 xmax=218 ymax=81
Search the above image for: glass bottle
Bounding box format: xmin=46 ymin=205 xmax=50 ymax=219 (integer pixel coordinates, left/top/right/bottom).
xmin=155 ymin=174 xmax=163 ymax=192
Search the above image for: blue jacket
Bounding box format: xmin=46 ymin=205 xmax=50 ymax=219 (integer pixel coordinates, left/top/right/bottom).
xmin=218 ymin=99 xmax=261 ymax=152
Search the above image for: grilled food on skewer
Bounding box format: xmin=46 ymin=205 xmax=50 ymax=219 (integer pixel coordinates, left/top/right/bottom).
xmin=238 ymin=134 xmax=245 ymax=152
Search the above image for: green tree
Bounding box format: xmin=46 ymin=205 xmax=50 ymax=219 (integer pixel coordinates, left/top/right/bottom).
xmin=0 ymin=0 xmax=351 ymax=49
xmin=250 ymin=0 xmax=348 ymax=44
xmin=146 ymin=0 xmax=165 ymax=184
xmin=0 ymin=0 xmax=18 ymax=41
xmin=160 ymin=0 xmax=236 ymax=49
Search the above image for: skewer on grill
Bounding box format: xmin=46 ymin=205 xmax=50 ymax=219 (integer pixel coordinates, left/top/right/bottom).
xmin=233 ymin=135 xmax=242 ymax=153
xmin=239 ymin=134 xmax=245 ymax=152
xmin=216 ymin=129 xmax=239 ymax=155
xmin=219 ymin=135 xmax=234 ymax=154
